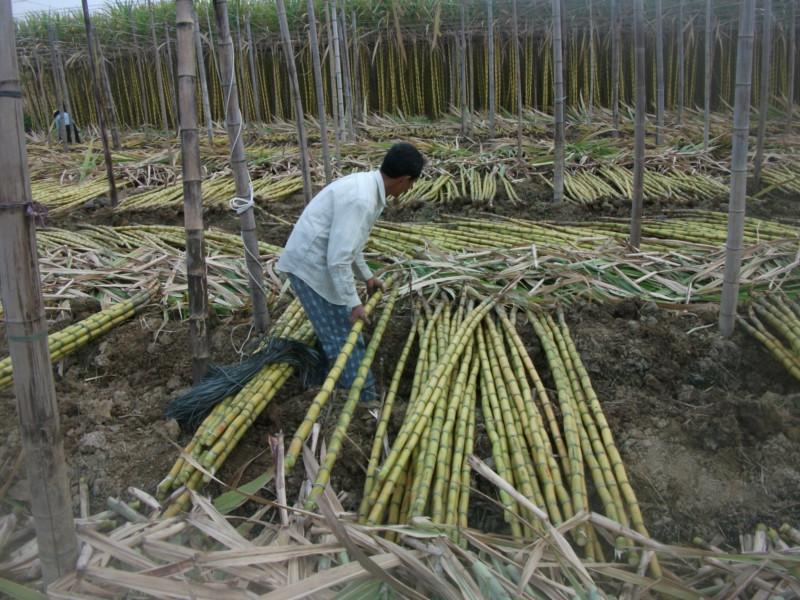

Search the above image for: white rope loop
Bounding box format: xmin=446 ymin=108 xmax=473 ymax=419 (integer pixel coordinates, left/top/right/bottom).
xmin=229 ymin=183 xmax=254 ymax=215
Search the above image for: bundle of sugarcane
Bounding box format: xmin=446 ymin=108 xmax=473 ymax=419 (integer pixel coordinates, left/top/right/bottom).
xmin=563 ymin=170 xmax=618 ymax=204
xmin=31 ymin=178 xmax=128 ymax=216
xmin=740 ymin=293 xmax=800 ymax=381
xmin=0 ymin=282 xmax=159 ymax=391
xmin=760 ymin=162 xmax=800 ymax=195
xmin=158 ymin=300 xmax=314 ymax=515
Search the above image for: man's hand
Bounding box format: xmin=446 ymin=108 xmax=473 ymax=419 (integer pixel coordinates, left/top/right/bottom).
xmin=366 ymin=277 xmax=385 ymax=296
xmin=350 ymin=304 xmax=370 ymax=325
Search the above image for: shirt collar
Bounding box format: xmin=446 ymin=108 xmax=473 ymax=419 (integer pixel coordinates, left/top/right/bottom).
xmin=373 ymin=170 xmax=386 ymax=210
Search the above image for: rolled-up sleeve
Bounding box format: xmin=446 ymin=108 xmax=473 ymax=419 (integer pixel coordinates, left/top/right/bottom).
xmin=327 ymin=197 xmax=371 ymax=308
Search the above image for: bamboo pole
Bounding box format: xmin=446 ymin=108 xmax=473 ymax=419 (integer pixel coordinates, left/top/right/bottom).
xmin=631 ymin=0 xmax=646 ymax=248
xmin=677 ymin=0 xmax=685 ymax=125
xmin=149 ymin=0 xmax=169 ymax=131
xmin=719 ymin=0 xmax=757 ymax=337
xmin=754 ymin=0 xmax=773 ymax=188
xmin=512 ymin=0 xmax=523 ymax=160
xmin=703 ymin=0 xmax=713 ymax=150
xmin=177 ymin=0 xmax=210 ymax=383
xmin=213 ymin=0 xmax=270 ymax=333
xmin=193 ymin=8 xmax=214 ymax=143
xmin=307 ymin=0 xmax=332 ymax=183
xmin=655 ymin=0 xmax=665 ymax=145
xmin=459 ymin=0 xmax=469 ymax=136
xmin=611 ymin=0 xmax=620 ymax=133
xmin=351 ymin=11 xmax=363 ymax=124
xmin=95 ymin=39 xmax=121 ymax=149
xmin=324 ymin=2 xmax=341 ymax=161
xmin=82 ymin=0 xmax=118 ymax=208
xmin=276 ymin=0 xmax=313 ymax=204
xmin=329 ymin=0 xmax=346 ymax=142
xmin=164 ymin=23 xmax=179 ymax=127
xmin=0 ymin=0 xmax=79 ymax=583
xmin=245 ymin=16 xmax=262 ymax=122
xmin=588 ymin=0 xmax=594 ymax=117
xmin=551 ymin=0 xmax=565 ymax=202
xmin=47 ymin=24 xmax=67 ymax=148
xmin=788 ymin=0 xmax=796 ymax=131
xmin=338 ymin=2 xmax=354 ymax=138
xmin=487 ymin=0 xmax=495 ymax=137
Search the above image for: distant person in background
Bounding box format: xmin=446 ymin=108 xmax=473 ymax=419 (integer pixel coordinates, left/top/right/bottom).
xmin=52 ymin=108 xmax=80 ymax=143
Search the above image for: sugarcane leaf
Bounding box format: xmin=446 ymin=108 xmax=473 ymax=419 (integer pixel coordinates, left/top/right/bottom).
xmin=213 ymin=468 xmax=275 ymax=514
xmin=0 ymin=578 xmax=47 ymax=600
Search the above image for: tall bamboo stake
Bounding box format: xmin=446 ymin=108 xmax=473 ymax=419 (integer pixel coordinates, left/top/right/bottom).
xmin=276 ymin=0 xmax=313 ymax=204
xmin=0 ymin=0 xmax=79 ymax=582
xmin=588 ymin=0 xmax=595 ymax=116
xmin=551 ymin=0 xmax=565 ymax=202
xmin=193 ymin=8 xmax=214 ymax=143
xmin=720 ymin=0 xmax=757 ymax=337
xmin=213 ymin=0 xmax=269 ymax=333
xmin=245 ymin=16 xmax=262 ymax=122
xmin=677 ymin=0 xmax=685 ymax=125
xmin=351 ymin=11 xmax=363 ymax=124
xmin=512 ymin=0 xmax=523 ymax=159
xmin=324 ymin=2 xmax=341 ymax=161
xmin=177 ymin=0 xmax=210 ymax=383
xmin=754 ymin=0 xmax=773 ymax=188
xmin=338 ymin=3 xmax=354 ymax=137
xmin=307 ymin=0 xmax=332 ymax=182
xmin=611 ymin=0 xmax=620 ymax=133
xmin=788 ymin=0 xmax=796 ymax=131
xmin=82 ymin=0 xmax=118 ymax=207
xmin=459 ymin=0 xmax=469 ymax=136
xmin=330 ymin=0 xmax=346 ymax=141
xmin=631 ymin=0 xmax=646 ymax=248
xmin=703 ymin=0 xmax=713 ymax=150
xmin=47 ymin=24 xmax=67 ymax=148
xmin=164 ymin=23 xmax=179 ymax=127
xmin=149 ymin=0 xmax=169 ymax=130
xmin=95 ymin=39 xmax=121 ymax=149
xmin=487 ymin=0 xmax=495 ymax=137
xmin=655 ymin=0 xmax=665 ymax=145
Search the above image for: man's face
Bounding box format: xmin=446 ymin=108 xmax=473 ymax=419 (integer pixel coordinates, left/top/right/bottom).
xmin=398 ymin=175 xmax=417 ymax=196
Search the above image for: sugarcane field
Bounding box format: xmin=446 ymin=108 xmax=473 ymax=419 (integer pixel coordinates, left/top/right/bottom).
xmin=2 ymin=0 xmax=800 ymax=596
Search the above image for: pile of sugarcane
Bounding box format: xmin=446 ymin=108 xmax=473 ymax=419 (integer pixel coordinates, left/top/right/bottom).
xmin=349 ymin=295 xmax=654 ymax=566
xmin=397 ymin=166 xmax=521 ymax=205
xmin=740 ymin=293 xmax=800 ymax=381
xmin=0 ymin=282 xmax=158 ymax=391
xmin=31 ymin=178 xmax=128 ymax=216
xmin=156 ymin=299 xmax=314 ymax=515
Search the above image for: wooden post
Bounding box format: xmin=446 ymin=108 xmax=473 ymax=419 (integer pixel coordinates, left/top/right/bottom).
xmin=245 ymin=16 xmax=262 ymax=122
xmin=96 ymin=39 xmax=121 ymax=149
xmin=338 ymin=3 xmax=354 ymax=138
xmin=719 ymin=0 xmax=757 ymax=337
xmin=677 ymin=0 xmax=685 ymax=125
xmin=164 ymin=23 xmax=180 ymax=129
xmin=551 ymin=0 xmax=565 ymax=202
xmin=512 ymin=0 xmax=523 ymax=160
xmin=177 ymin=0 xmax=210 ymax=383
xmin=703 ymin=0 xmax=714 ymax=150
xmin=631 ymin=0 xmax=646 ymax=248
xmin=329 ymin=0 xmax=346 ymax=142
xmin=213 ymin=0 xmax=269 ymax=333
xmin=788 ymin=0 xmax=796 ymax=132
xmin=324 ymin=2 xmax=341 ymax=162
xmin=276 ymin=0 xmax=313 ymax=203
xmin=655 ymin=0 xmax=665 ymax=145
xmin=193 ymin=9 xmax=214 ymax=144
xmin=47 ymin=24 xmax=67 ymax=148
xmin=487 ymin=0 xmax=495 ymax=137
xmin=0 ymin=0 xmax=79 ymax=583
xmin=82 ymin=0 xmax=118 ymax=207
xmin=458 ymin=0 xmax=469 ymax=136
xmin=149 ymin=0 xmax=169 ymax=130
xmin=307 ymin=0 xmax=332 ymax=183
xmin=753 ymin=0 xmax=773 ymax=188
xmin=588 ymin=0 xmax=595 ymax=117
xmin=611 ymin=0 xmax=620 ymax=133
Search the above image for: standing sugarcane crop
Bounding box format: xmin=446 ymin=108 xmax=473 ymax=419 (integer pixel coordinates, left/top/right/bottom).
xmin=277 ymin=143 xmax=424 ymax=405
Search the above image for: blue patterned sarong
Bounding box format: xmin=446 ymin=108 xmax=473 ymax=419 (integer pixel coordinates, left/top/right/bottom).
xmin=288 ymin=273 xmax=377 ymax=402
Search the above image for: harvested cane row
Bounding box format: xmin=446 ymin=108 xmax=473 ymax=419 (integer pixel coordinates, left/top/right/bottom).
xmin=740 ymin=292 xmax=800 ymax=381
xmin=397 ymin=166 xmax=521 ymax=205
xmin=0 ymin=282 xmax=158 ymax=391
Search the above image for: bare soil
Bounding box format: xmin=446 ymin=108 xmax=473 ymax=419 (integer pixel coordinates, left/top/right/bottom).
xmin=1 ymin=190 xmax=798 ymax=547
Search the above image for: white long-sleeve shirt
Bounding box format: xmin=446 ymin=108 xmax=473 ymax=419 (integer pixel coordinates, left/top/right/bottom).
xmin=276 ymin=170 xmax=386 ymax=308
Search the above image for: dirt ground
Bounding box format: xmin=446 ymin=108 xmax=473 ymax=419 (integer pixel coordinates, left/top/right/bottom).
xmin=1 ymin=189 xmax=799 ymax=548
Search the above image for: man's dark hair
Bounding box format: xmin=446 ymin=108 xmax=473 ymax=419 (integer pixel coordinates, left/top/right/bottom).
xmin=380 ymin=142 xmax=424 ymax=179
